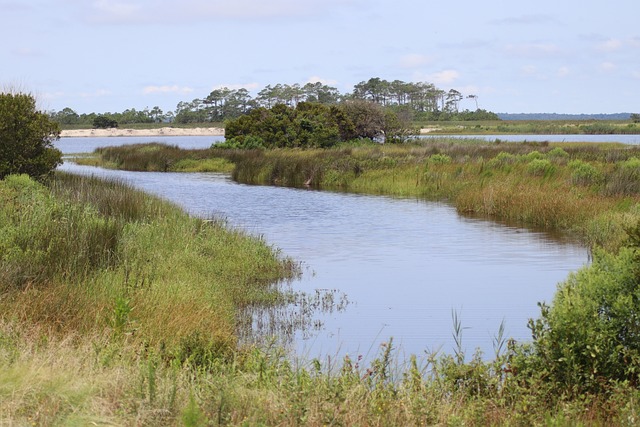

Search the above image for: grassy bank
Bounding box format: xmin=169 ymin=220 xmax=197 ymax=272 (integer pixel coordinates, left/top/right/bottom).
xmin=421 ymin=120 xmax=640 ymax=135
xmin=211 ymin=139 xmax=640 ymax=250
xmin=82 ymin=139 xmax=640 ymax=249
xmin=0 ymin=173 xmax=296 ymax=424
xmin=8 ymin=139 xmax=640 ymax=424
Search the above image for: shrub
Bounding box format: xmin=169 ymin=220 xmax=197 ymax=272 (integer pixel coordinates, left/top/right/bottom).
xmin=428 ymin=153 xmax=452 ymax=165
xmin=547 ymin=147 xmax=569 ymax=158
xmin=524 ymin=150 xmax=544 ymax=161
xmin=486 ymin=151 xmax=516 ymax=169
xmin=0 ymin=92 xmax=62 ymax=180
xmin=526 ymin=225 xmax=640 ymax=394
xmin=568 ymin=160 xmax=604 ymax=186
xmin=92 ymin=115 xmax=118 ymax=129
xmin=526 ymin=158 xmax=555 ymax=176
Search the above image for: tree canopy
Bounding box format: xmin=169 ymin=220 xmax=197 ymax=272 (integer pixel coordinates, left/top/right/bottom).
xmin=222 ymin=100 xmax=410 ymax=149
xmin=48 ymin=77 xmax=499 ymax=126
xmin=0 ymin=92 xmax=62 ymax=180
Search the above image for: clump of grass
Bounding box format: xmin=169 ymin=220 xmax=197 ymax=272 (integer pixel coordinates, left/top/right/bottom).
xmin=569 ymin=159 xmax=604 ymax=186
xmin=91 ymin=142 xmax=226 ymax=172
xmin=526 ymin=158 xmax=555 ymax=177
xmin=1 ymin=172 xmax=297 ymax=347
xmin=605 ymin=157 xmax=640 ymax=195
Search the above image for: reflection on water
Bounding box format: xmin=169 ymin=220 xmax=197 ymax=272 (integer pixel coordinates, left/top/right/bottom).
xmin=56 ymin=137 xmax=589 ymax=361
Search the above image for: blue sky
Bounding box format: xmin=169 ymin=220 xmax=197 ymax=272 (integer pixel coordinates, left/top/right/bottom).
xmin=3 ymin=0 xmax=639 ymax=114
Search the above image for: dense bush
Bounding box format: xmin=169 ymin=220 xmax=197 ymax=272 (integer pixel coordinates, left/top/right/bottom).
xmin=526 ymin=158 xmax=555 ymax=176
xmin=0 ymin=92 xmax=62 ymax=180
xmin=568 ymin=159 xmax=603 ymax=186
xmin=222 ymin=101 xmax=409 ymax=149
xmin=92 ymin=115 xmax=118 ymax=129
xmin=524 ymin=228 xmax=640 ymax=395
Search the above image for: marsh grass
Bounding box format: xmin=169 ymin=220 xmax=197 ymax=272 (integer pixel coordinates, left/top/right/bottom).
xmin=0 ymin=172 xmax=296 ymax=345
xmin=2 ymin=316 xmax=639 ymax=426
xmin=85 ymin=140 xmax=640 ymax=248
xmin=89 ymin=142 xmax=232 ymax=173
xmin=17 ymin=140 xmax=640 ymax=424
xmin=428 ymin=120 xmax=640 ymax=135
xmin=206 ymin=140 xmax=640 ymax=248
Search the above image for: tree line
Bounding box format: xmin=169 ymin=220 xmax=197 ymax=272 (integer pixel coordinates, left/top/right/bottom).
xmin=49 ymin=77 xmax=499 ymax=128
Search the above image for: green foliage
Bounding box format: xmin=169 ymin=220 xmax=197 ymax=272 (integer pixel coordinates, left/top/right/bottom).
xmin=547 ymin=147 xmax=569 ymax=159
xmin=223 ymin=101 xmax=409 ymax=149
xmin=0 ymin=174 xmax=120 ymax=289
xmin=605 ymin=157 xmax=640 ymax=195
xmin=486 ymin=151 xmax=517 ymax=169
xmin=0 ymin=92 xmax=62 ymax=180
xmin=569 ymin=159 xmax=604 ymax=186
xmin=525 ymin=231 xmax=640 ymax=395
xmin=524 ymin=150 xmax=544 ymax=161
xmin=92 ymin=115 xmax=118 ymax=129
xmin=526 ymin=158 xmax=555 ymax=176
xmin=428 ymin=153 xmax=452 ymax=165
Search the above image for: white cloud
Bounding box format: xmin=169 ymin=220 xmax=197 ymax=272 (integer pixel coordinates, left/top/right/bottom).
xmin=600 ymin=62 xmax=617 ymax=72
xmin=504 ymin=43 xmax=562 ymax=57
xmin=423 ymin=70 xmax=460 ymax=85
xmin=91 ymin=0 xmax=141 ymax=22
xmin=11 ymin=47 xmax=43 ymax=57
xmin=211 ymin=83 xmax=261 ymax=91
xmin=143 ymin=85 xmax=194 ymax=95
xmin=306 ymin=76 xmax=338 ymax=86
xmin=557 ymin=66 xmax=570 ymax=77
xmin=85 ymin=0 xmax=362 ymax=24
xmin=490 ymin=14 xmax=559 ymax=26
xmin=596 ymin=38 xmax=623 ymax=52
xmin=80 ymin=89 xmax=111 ymax=98
xmin=41 ymin=91 xmax=66 ymax=101
xmin=399 ymin=54 xmax=433 ymax=69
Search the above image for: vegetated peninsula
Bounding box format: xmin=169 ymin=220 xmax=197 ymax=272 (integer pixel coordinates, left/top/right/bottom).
xmin=498 ymin=112 xmax=633 ymax=120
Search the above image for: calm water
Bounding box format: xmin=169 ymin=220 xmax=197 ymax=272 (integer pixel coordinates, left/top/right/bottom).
xmin=56 ymin=136 xmax=590 ymax=361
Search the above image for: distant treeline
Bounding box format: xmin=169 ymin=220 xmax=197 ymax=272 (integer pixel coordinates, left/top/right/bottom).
xmin=49 ymin=78 xmax=499 ymax=127
xmin=498 ymin=113 xmax=633 ymax=121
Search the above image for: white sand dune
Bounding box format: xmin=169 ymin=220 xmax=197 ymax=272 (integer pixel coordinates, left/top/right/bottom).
xmin=60 ymin=127 xmax=225 ymax=138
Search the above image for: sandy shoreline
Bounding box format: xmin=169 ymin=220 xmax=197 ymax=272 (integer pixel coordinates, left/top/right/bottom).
xmin=61 ymin=127 xmax=440 ymax=138
xmin=60 ymin=127 xmax=225 ymax=138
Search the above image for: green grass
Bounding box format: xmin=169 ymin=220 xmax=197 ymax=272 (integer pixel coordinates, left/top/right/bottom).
xmin=7 ymin=139 xmax=640 ymax=424
xmin=85 ymin=140 xmax=640 ymax=250
xmin=420 ymin=119 xmax=640 ymax=135
xmin=205 ymin=140 xmax=640 ymax=250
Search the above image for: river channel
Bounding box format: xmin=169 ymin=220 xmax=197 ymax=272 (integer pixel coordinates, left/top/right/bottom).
xmin=56 ymin=135 xmax=591 ymax=361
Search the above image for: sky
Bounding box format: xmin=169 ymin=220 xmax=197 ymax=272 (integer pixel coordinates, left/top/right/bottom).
xmin=3 ymin=0 xmax=639 ymax=115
